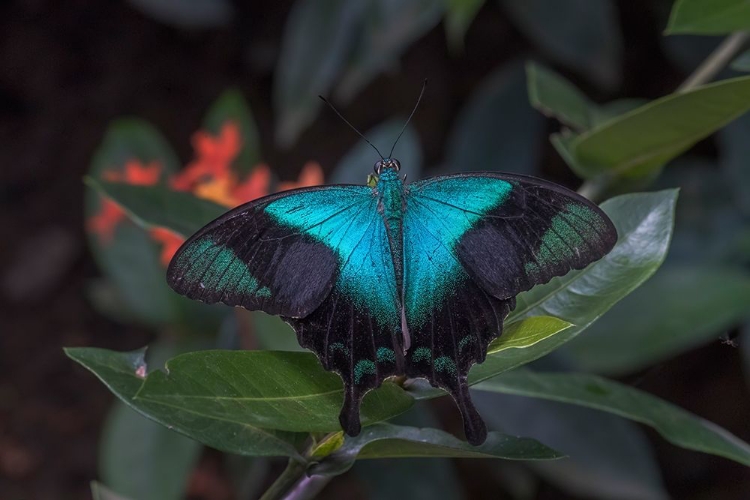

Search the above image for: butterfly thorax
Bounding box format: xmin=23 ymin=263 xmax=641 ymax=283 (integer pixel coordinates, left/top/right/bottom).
xmin=375 ymin=166 xmax=406 ymax=303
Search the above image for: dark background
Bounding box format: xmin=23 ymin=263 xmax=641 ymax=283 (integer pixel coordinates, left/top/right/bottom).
xmin=1 ymin=0 xmax=748 ymax=498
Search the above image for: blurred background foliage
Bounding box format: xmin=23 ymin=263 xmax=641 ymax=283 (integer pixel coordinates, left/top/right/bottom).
xmin=2 ymin=0 xmax=750 ymax=498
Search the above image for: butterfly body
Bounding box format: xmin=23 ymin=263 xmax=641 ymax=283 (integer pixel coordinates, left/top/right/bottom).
xmin=168 ymin=160 xmax=617 ymax=445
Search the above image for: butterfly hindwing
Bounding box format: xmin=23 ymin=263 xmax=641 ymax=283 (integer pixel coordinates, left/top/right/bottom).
xmin=403 ymin=173 xmax=617 ymax=444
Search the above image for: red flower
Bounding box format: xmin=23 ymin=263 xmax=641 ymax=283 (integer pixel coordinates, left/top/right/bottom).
xmin=87 ymin=117 xmax=325 ymax=267
xmin=86 ymin=199 xmax=127 ymax=244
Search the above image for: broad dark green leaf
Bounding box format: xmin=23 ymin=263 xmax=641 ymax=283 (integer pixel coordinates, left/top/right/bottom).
xmin=507 ymin=191 xmax=677 ymax=351
xmin=568 ymin=76 xmax=750 ymax=179
xmin=126 ymin=0 xmax=232 ymax=28
xmin=85 ymin=120 xmax=184 ymax=326
xmin=330 ymin=120 xmax=422 ymax=184
xmin=500 ymin=0 xmax=622 ymax=89
xmin=474 ymin=370 xmax=750 ymax=467
xmin=336 ymin=0 xmax=445 ymax=102
xmin=312 ymin=424 xmax=562 ymax=477
xmin=410 ymin=190 xmax=678 ymax=399
xmin=99 ymin=342 xmax=205 ymax=500
xmin=86 ymin=178 xmax=226 ymax=238
xmin=445 ymin=0 xmax=485 ymax=50
xmin=666 ymin=0 xmax=750 ymax=34
xmin=564 ymin=265 xmax=750 ymax=375
xmin=274 ymin=0 xmax=364 ymax=146
xmin=353 ymin=406 xmax=465 ymax=500
xmin=203 ymin=89 xmax=262 ymax=173
xmin=474 ymin=391 xmax=667 ymax=500
xmin=66 ymin=347 xmax=305 ymax=458
xmin=445 ymin=62 xmax=544 ymax=174
xmin=133 ymin=351 xmax=414 ymax=432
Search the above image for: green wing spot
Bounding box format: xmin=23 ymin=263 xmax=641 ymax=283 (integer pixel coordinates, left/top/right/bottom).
xmin=354 ymin=359 xmax=376 ymax=384
xmin=458 ymin=335 xmax=475 ymax=353
xmin=329 ymin=342 xmax=350 ymax=356
xmin=376 ymin=347 xmax=396 ymax=363
xmin=434 ymin=356 xmax=457 ymax=376
xmin=179 ymin=237 xmax=264 ymax=295
xmin=525 ymin=202 xmax=608 ymax=278
xmin=412 ymin=347 xmax=432 ymax=363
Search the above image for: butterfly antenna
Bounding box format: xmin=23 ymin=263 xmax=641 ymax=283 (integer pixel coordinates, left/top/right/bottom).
xmin=318 ymin=96 xmax=385 ymax=160
xmin=388 ymin=79 xmax=427 ymax=159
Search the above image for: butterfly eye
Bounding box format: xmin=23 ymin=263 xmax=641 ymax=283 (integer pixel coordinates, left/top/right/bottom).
xmin=392 ymin=159 xmax=401 ymax=171
xmin=374 ymin=161 xmax=383 ymax=174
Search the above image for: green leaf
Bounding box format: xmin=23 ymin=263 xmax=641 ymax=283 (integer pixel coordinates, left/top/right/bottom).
xmin=500 ymin=0 xmax=622 ymax=89
xmin=330 ymin=120 xmax=422 ymax=184
xmin=474 ymin=370 xmax=750 ymax=467
xmin=91 ymin=482 xmax=132 ymax=500
xmin=406 ymin=316 xmax=571 ymax=399
xmin=203 ymin=89 xmax=262 ymax=173
xmin=85 ymin=120 xmax=184 ymax=326
xmin=353 ymin=406 xmax=465 ymax=500
xmin=133 ymin=350 xmax=414 ymax=432
xmin=65 ymin=347 xmax=304 ymax=458
xmin=99 ymin=342 xmax=205 ymax=500
xmin=526 ymin=61 xmax=596 ymax=131
xmin=86 ymin=178 xmax=226 ymax=238
xmin=666 ymin=0 xmax=750 ymax=34
xmin=410 ymin=190 xmax=678 ymax=399
xmin=569 ymin=76 xmax=750 ymax=179
xmin=445 ymin=62 xmax=544 ymax=174
xmin=274 ymin=0 xmax=364 ymax=146
xmin=445 ymin=0 xmax=486 ymax=51
xmin=510 ymin=190 xmax=677 ymax=342
xmin=473 ymin=391 xmax=667 ymax=499
xmin=312 ymin=424 xmax=562 ymax=476
xmin=563 ymin=265 xmax=750 ymax=375
xmin=336 ymin=0 xmax=445 ymax=102
xmin=487 ymin=316 xmax=573 ymax=354
xmin=126 ymin=0 xmax=232 ymax=28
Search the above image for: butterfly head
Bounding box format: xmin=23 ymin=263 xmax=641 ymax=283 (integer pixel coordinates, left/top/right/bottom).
xmin=374 ymin=158 xmax=401 ymax=174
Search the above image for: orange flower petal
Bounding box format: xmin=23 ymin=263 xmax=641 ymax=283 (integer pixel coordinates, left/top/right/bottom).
xmin=86 ymin=199 xmax=126 ymax=244
xmin=278 ymin=161 xmax=324 ymax=191
xmin=149 ymin=227 xmax=186 ymax=267
xmin=123 ymin=160 xmax=162 ymax=185
xmin=232 ymin=164 xmax=272 ymax=205
xmin=193 ymin=175 xmax=240 ymax=208
xmin=102 ymin=160 xmax=162 ymax=186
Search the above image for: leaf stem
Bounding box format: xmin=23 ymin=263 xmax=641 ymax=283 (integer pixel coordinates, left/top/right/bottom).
xmin=258 ymin=455 xmax=333 ymax=500
xmin=258 ymin=459 xmax=308 ymax=500
xmin=678 ymin=31 xmax=750 ymax=92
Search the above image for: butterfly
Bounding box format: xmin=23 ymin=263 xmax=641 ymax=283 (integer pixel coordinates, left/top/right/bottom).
xmin=166 ymin=154 xmax=618 ymax=445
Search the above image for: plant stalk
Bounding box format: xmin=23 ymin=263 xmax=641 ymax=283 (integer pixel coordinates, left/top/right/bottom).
xmin=678 ymin=31 xmax=750 ymax=92
xmin=258 ymin=459 xmax=308 ymax=500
